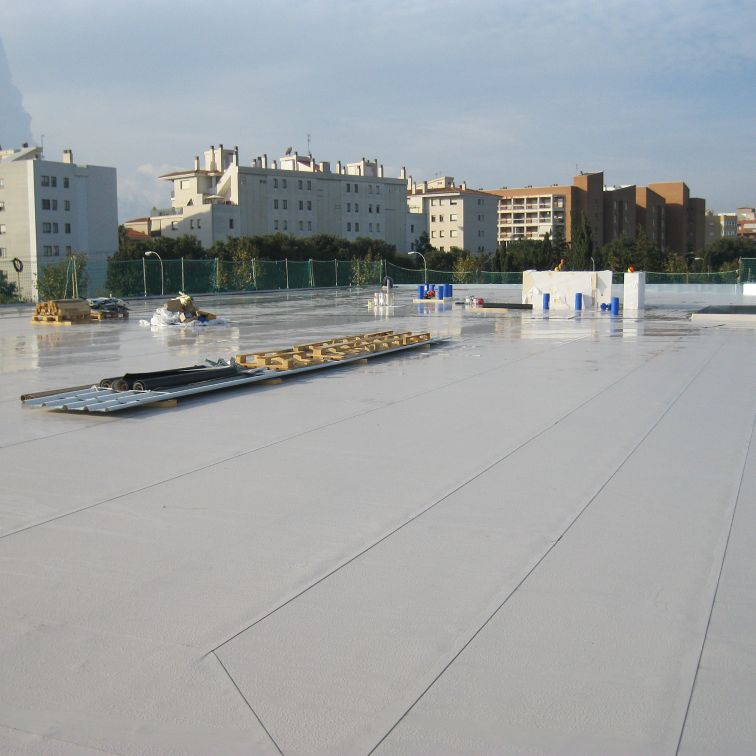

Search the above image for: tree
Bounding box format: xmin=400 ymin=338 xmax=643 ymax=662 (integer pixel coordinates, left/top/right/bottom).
xmin=37 ymin=253 xmax=89 ymax=300
xmin=703 ymin=237 xmax=756 ymax=271
xmin=570 ymin=214 xmax=594 ymax=270
xmin=634 ymin=229 xmax=664 ymax=271
xmin=452 ymin=251 xmax=481 ymax=284
xmin=0 ymin=270 xmax=18 ymax=303
xmin=413 ymin=231 xmax=433 ymax=255
xmin=552 ymin=226 xmax=568 ymax=260
xmin=602 ymin=235 xmax=635 ymax=272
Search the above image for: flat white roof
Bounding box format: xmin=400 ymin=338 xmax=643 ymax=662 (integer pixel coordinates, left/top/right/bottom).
xmin=1 ymin=286 xmax=754 ymax=754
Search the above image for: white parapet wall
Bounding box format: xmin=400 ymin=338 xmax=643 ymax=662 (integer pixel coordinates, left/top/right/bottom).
xmin=623 ymin=271 xmax=646 ymax=311
xmin=744 ymin=283 xmax=756 ymax=297
xmin=523 ymin=270 xmax=613 ymax=311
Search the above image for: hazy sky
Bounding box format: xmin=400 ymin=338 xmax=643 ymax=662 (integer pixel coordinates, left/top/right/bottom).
xmin=2 ymin=0 xmax=754 ymax=221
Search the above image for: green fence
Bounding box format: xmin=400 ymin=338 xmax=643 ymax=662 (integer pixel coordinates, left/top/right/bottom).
xmin=105 ymin=257 xmax=744 ymax=298
xmin=740 ymin=258 xmax=756 ymax=283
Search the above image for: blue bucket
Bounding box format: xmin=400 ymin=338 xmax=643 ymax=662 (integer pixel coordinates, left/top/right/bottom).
xmin=611 ymin=296 xmax=620 ymax=316
xmin=543 ymin=292 xmax=550 ymax=310
xmin=575 ymin=292 xmax=583 ymax=311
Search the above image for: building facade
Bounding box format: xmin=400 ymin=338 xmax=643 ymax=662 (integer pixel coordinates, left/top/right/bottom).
xmin=125 ymin=145 xmax=408 ymax=252
xmin=486 ymin=173 xmax=704 ymax=254
xmin=0 ymin=145 xmax=117 ymax=300
xmin=406 ymin=176 xmax=499 ymax=254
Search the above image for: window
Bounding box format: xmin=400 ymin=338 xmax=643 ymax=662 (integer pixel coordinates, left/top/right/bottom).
xmin=307 ymin=220 xmax=312 ymax=231
xmin=274 ymin=178 xmax=279 ymax=188
xmin=282 ymin=199 xmax=288 ymax=209
xmin=376 ymin=204 xmax=380 ymax=214
xmin=376 ymin=223 xmax=380 ymax=232
xmin=298 ymin=179 xmax=303 ymax=190
xmin=43 ymin=245 xmax=53 ymax=256
xmin=450 ymin=213 xmax=457 ymax=221
xmin=368 ymin=204 xmax=373 ymax=213
xmin=42 ymin=199 xmax=51 ymax=210
xmin=307 ymin=200 xmax=312 ymax=211
xmin=347 ymin=203 xmax=351 ymax=212
xmin=190 ymin=220 xmax=194 ymax=229
xmin=0 ymin=201 xmax=4 ymax=211
xmin=410 ymin=224 xmax=415 ymax=233
xmin=65 ymin=223 xmax=71 ymax=234
xmin=0 ymin=178 xmax=4 ymax=188
xmin=53 ymin=245 xmax=60 ymax=256
xmin=431 ymin=231 xmax=437 ymax=238
xmin=354 ymin=222 xmax=359 ymax=232
xmin=229 ymin=218 xmax=234 ymax=229
xmin=274 ymin=220 xmax=279 ymax=230
xmin=347 ymin=222 xmax=352 ymax=232
xmin=299 ymin=220 xmax=304 ymax=230
xmin=450 ymin=230 xmax=458 ymax=238
xmin=282 ymin=179 xmax=287 ymax=188
xmin=354 ymin=203 xmax=359 ymax=212
xmin=43 ymin=222 xmax=51 ymax=233
xmin=369 ymin=223 xmax=373 ymax=232
xmin=274 ymin=199 xmax=279 ymax=209
xmin=346 ymin=183 xmax=351 ymax=192
xmin=283 ymin=220 xmax=288 ymax=230
xmin=368 ymin=185 xmax=373 ymax=194
xmin=65 ymin=246 xmax=72 ymax=255
xmin=197 ymin=219 xmax=201 ymax=229
xmin=376 ymin=185 xmax=380 ymax=194
xmin=439 ymin=215 xmax=444 ymax=222
xmin=0 ymin=247 xmax=5 ymax=257
xmin=299 ymin=200 xmax=303 ymax=210
xmin=51 ymin=176 xmax=57 ymax=187
xmin=431 ymin=216 xmax=436 ymax=223
xmin=306 ymin=180 xmax=311 ymax=190
xmin=64 ymin=200 xmax=70 ymax=211
xmin=63 ymin=177 xmax=69 ymax=188
xmin=41 ymin=175 xmax=50 ymax=187
xmin=354 ymin=183 xmax=359 ymax=193
xmin=440 ymin=230 xmax=445 ymax=237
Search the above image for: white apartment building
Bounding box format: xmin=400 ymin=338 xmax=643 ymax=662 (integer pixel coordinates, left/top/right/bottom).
xmin=0 ymin=145 xmax=117 ymax=300
xmin=126 ymin=145 xmax=408 ymax=252
xmin=406 ymin=176 xmax=498 ymax=254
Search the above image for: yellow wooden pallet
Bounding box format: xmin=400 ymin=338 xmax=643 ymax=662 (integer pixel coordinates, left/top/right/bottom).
xmin=236 ymin=330 xmax=431 ymax=371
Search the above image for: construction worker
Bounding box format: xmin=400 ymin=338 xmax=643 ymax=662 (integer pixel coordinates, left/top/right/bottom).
xmin=627 ymin=265 xmax=635 ymax=273
xmin=554 ymin=258 xmax=567 ymax=272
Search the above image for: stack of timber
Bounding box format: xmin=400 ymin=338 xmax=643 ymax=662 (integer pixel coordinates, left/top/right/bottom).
xmin=236 ymin=330 xmax=431 ymax=371
xmin=32 ymin=299 xmax=91 ymax=325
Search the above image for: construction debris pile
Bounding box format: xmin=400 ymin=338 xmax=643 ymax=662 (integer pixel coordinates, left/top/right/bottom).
xmin=88 ymin=297 xmax=129 ymax=317
xmin=22 ymin=330 xmax=438 ymax=414
xmin=142 ymin=292 xmax=228 ymax=328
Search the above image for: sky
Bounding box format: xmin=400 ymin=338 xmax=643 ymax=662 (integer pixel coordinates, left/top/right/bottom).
xmin=1 ymin=0 xmax=754 ymax=222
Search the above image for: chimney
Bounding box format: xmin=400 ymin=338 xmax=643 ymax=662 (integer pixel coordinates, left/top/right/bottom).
xmin=272 ymin=159 xmax=278 ymax=170
xmin=62 ymin=148 xmax=74 ymax=164
xmin=336 ymin=160 xmax=342 ymax=174
xmin=422 ymin=181 xmax=428 ymax=193
xmin=234 ymin=146 xmax=239 ymax=165
xmin=194 ymin=155 xmax=200 ymax=171
xmin=379 ymin=164 xmax=384 ymax=178
xmin=262 ymin=153 xmax=268 ymax=169
xmin=461 ymin=181 xmax=467 ymax=191
xmin=400 ymin=166 xmax=406 ymax=180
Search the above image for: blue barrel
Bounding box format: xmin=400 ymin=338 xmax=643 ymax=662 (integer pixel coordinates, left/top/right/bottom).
xmin=437 ymin=284 xmax=445 ymax=300
xmin=575 ymin=292 xmax=583 ymax=311
xmin=417 ymin=285 xmax=425 ymax=299
xmin=611 ymin=296 xmax=620 ymax=316
xmin=441 ymin=283 xmax=450 ymax=299
xmin=447 ymin=283 xmax=453 ymax=297
xmin=543 ymin=292 xmax=550 ymax=310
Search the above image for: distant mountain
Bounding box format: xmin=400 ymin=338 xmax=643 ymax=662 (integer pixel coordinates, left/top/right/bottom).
xmin=0 ymin=38 xmax=32 ymax=150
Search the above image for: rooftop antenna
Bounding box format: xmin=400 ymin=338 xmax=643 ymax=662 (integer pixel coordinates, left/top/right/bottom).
xmin=285 ymin=146 xmax=293 ymax=155
xmin=307 ymin=133 xmax=311 ymax=156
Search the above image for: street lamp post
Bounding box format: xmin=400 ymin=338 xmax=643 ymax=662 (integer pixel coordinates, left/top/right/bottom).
xmin=144 ymin=250 xmax=164 ymax=297
xmin=408 ymin=250 xmax=427 ymax=285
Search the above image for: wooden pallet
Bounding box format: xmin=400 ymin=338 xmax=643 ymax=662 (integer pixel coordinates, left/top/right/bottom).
xmin=31 ymin=315 xmax=88 ymax=325
xmin=90 ymin=310 xmax=129 ymax=320
xmin=236 ymin=330 xmax=431 ymax=371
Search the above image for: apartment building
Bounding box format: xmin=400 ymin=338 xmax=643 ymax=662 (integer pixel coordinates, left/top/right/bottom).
xmin=737 ymin=208 xmax=756 ymax=239
xmin=485 ymin=171 xmax=605 ymax=249
xmin=125 ymin=145 xmax=408 ymax=252
xmin=647 ymin=182 xmax=706 ymax=254
xmin=406 ymin=176 xmax=499 ymax=254
xmin=487 ymin=173 xmax=705 ymax=254
xmin=704 ymin=211 xmax=738 ymax=246
xmin=0 ymin=145 xmax=117 ymax=300
xmin=636 ymin=187 xmax=666 ymax=247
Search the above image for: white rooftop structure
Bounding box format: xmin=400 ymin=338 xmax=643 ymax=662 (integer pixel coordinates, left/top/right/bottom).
xmin=0 ymin=286 xmax=754 ymax=755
